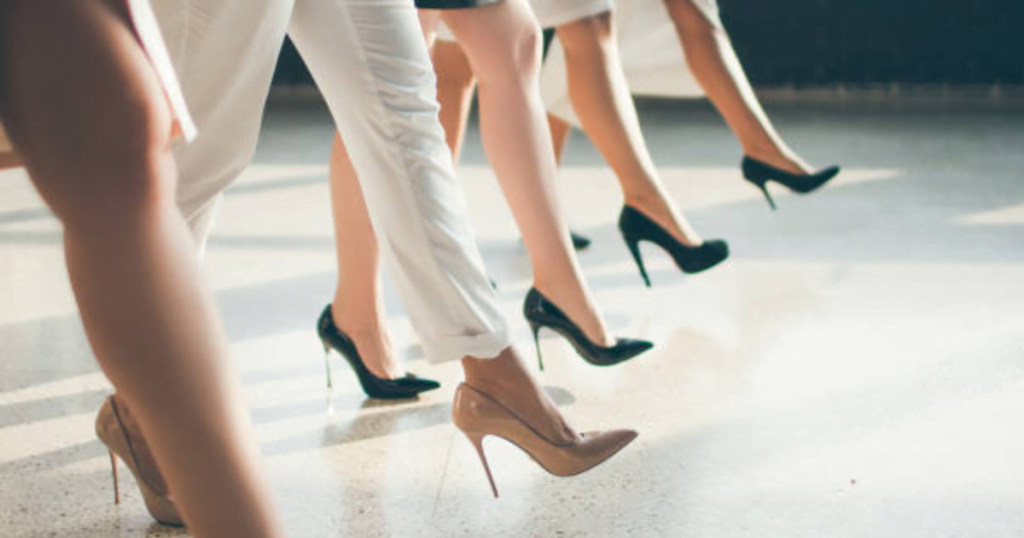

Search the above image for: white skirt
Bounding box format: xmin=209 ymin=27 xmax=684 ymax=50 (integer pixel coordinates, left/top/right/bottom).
xmin=543 ymin=0 xmax=720 ymax=126
xmin=433 ymin=0 xmax=719 ymax=127
xmin=435 ymin=0 xmax=613 ymax=40
xmin=0 ymin=0 xmax=195 ymax=170
xmin=531 ymin=0 xmax=614 ymax=28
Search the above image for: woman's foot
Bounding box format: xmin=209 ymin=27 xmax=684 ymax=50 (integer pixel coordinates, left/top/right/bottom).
xmin=623 ymin=193 xmax=705 ymax=248
xmin=745 ymin=146 xmax=815 ymax=176
xmin=524 ymin=288 xmax=653 ymax=369
xmin=462 ymin=347 xmax=577 ymax=445
xmin=456 ymin=347 xmax=638 ymax=497
xmin=329 ymin=303 xmax=403 ymax=380
xmin=319 ymin=305 xmax=440 ymax=399
xmin=532 ymin=282 xmax=615 ymax=348
xmin=96 ymin=395 xmax=183 ymax=526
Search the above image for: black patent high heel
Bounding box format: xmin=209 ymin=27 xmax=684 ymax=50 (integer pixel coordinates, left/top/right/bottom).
xmin=317 ymin=305 xmax=440 ymax=399
xmin=741 ymin=156 xmax=841 ymax=210
xmin=618 ymin=206 xmax=729 ymax=288
xmin=523 ymin=288 xmax=652 ymax=370
xmin=570 ymin=230 xmax=592 ymax=251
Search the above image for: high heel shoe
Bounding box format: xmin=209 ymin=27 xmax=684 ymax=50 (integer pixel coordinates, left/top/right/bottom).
xmin=570 ymin=230 xmax=592 ymax=251
xmin=741 ymin=156 xmax=841 ymax=210
xmin=618 ymin=206 xmax=729 ymax=288
xmin=95 ymin=395 xmax=183 ymax=527
xmin=523 ymin=288 xmax=652 ymax=370
xmin=452 ymin=383 xmax=638 ymax=497
xmin=317 ymin=305 xmax=440 ymax=399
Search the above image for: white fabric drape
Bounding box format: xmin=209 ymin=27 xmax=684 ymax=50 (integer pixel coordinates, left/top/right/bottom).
xmin=153 ymin=0 xmax=511 ymax=362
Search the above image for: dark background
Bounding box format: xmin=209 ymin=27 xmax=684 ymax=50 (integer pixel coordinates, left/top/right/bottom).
xmin=272 ymin=1 xmax=1024 ymax=87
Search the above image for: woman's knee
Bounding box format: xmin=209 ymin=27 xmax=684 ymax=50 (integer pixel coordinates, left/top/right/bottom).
xmin=433 ymin=41 xmax=478 ymax=90
xmin=0 ymin=0 xmax=178 ymax=225
xmin=66 ymin=104 xmax=177 ymax=230
xmin=557 ymin=10 xmax=614 ymax=51
xmin=462 ymin=11 xmax=542 ymax=84
xmin=20 ymin=82 xmax=176 ymax=229
xmin=664 ymin=0 xmax=721 ymax=30
xmin=664 ymin=0 xmax=701 ymax=14
xmin=512 ymin=18 xmax=543 ymax=75
xmin=43 ymin=113 xmax=175 ymax=231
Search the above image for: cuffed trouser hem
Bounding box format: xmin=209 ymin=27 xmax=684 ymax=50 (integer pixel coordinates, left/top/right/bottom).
xmin=423 ymin=331 xmax=513 ymax=364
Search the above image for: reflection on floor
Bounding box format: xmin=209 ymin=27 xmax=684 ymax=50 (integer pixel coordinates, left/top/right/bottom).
xmin=2 ymin=100 xmax=1023 ymax=537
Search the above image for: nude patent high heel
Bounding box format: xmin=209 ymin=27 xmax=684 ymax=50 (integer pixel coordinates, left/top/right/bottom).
xmin=95 ymin=395 xmax=183 ymax=527
xmin=451 ymin=383 xmax=638 ymax=498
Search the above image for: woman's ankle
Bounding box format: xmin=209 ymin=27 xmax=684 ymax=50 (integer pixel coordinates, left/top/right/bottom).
xmin=623 ymin=191 xmax=655 ymax=212
xmin=462 ymin=347 xmax=523 ymax=392
xmin=330 ymin=301 xmax=385 ymax=336
xmin=744 ymin=144 xmax=812 ymax=175
xmin=329 ymin=303 xmax=401 ymax=378
xmin=622 ymin=196 xmax=704 ymax=247
xmin=531 ymin=282 xmax=613 ymax=346
xmin=461 ymin=348 xmax=576 ymax=443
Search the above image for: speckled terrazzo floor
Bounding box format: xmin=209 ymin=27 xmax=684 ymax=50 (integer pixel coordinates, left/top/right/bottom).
xmin=2 ymin=99 xmax=1023 ymax=537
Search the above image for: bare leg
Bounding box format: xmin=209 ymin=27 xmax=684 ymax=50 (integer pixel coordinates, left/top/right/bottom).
xmin=328 ymin=135 xmax=401 ymax=379
xmin=432 ymin=40 xmax=478 ymax=163
xmin=441 ymin=0 xmax=613 ymax=345
xmin=332 ymin=155 xmax=573 ymax=441
xmin=548 ymin=114 xmax=572 ymax=165
xmin=321 ymin=17 xmax=472 ymax=383
xmin=432 ymin=41 xmax=573 ymax=170
xmin=309 ymin=4 xmax=580 ymax=444
xmin=558 ymin=12 xmax=704 ymax=246
xmin=428 ymin=37 xmax=580 ymax=172
xmin=319 ymin=13 xmax=483 ymax=384
xmin=0 ymin=2 xmax=284 ymax=537
xmin=663 ymin=0 xmax=813 ymax=174
xmin=432 ymin=39 xmax=591 ymax=252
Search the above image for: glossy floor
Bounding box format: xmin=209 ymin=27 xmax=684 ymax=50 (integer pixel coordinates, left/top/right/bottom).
xmin=2 ymin=100 xmax=1023 ymax=537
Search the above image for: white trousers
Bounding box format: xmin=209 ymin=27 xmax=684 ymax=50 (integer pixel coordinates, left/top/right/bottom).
xmin=152 ymin=0 xmax=511 ymax=362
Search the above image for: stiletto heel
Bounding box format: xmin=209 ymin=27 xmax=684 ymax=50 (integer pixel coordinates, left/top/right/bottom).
xmin=317 ymin=305 xmax=440 ymax=399
xmin=522 ymin=288 xmax=652 ymax=368
xmin=617 ymin=206 xmax=729 ymax=286
xmin=464 ymin=432 xmax=499 ymax=498
xmin=322 ymin=340 xmax=334 ymax=391
xmin=622 ymin=234 xmax=651 ymax=288
xmin=529 ymin=322 xmax=544 ymax=371
xmin=108 ymin=449 xmax=120 ymax=504
xmin=755 ymin=181 xmax=776 ymax=210
xmin=95 ymin=396 xmax=183 ymax=526
xmin=741 ymin=156 xmax=840 ymax=210
xmin=452 ymin=383 xmax=637 ymax=497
